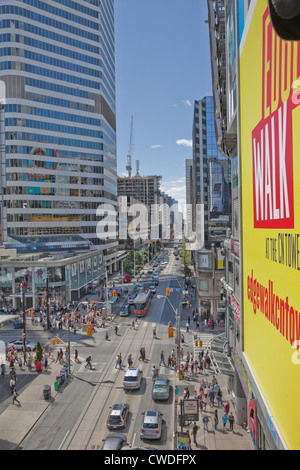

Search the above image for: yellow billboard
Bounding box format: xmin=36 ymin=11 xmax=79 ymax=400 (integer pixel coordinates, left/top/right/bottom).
xmin=240 ymin=1 xmax=300 ymax=449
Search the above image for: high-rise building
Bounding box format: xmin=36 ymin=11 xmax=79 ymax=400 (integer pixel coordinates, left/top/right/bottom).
xmin=191 ymin=95 xmax=231 ymax=324
xmin=192 ymin=96 xmax=231 ymax=247
xmin=185 ymin=158 xmax=193 ymax=238
xmin=0 ymin=0 xmax=124 ymax=308
xmin=117 ymin=175 xmax=162 ymax=208
xmin=0 ymin=0 xmax=117 ymax=253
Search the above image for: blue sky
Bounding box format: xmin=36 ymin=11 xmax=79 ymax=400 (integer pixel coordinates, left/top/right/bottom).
xmin=115 ymin=0 xmax=212 ymax=209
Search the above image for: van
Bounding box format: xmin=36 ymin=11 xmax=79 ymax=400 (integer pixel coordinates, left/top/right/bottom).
xmin=123 ymin=368 xmax=143 ymax=390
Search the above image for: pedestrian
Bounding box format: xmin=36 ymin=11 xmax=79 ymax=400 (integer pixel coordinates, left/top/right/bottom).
xmin=12 ymin=387 xmax=20 ymax=405
xmin=214 ymin=410 xmax=219 ymax=430
xmin=10 ymin=376 xmax=16 ymax=393
xmin=1 ymin=363 xmax=5 ymax=378
xmin=222 ymin=412 xmax=227 ymax=430
xmin=159 ymin=350 xmax=166 ymax=367
xmin=128 ymin=354 xmax=133 ymax=367
xmin=202 ymin=415 xmax=210 ymax=431
xmin=216 ymin=388 xmax=223 ymax=407
xmin=228 ymin=412 xmax=235 ymax=431
xmin=192 ymin=422 xmax=198 ymax=446
xmin=210 ymin=389 xmax=215 ymax=407
xmin=175 ymin=384 xmax=179 ymax=403
xmin=85 ymin=356 xmax=92 ymax=369
xmin=224 ymin=400 xmax=230 ymax=415
xmin=75 ymin=349 xmax=78 ymax=363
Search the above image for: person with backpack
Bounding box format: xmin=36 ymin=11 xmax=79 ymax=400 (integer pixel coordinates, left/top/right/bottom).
xmin=85 ymin=356 xmax=92 ymax=369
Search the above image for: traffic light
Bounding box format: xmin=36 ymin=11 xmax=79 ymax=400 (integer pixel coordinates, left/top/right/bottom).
xmin=168 ymin=326 xmax=173 ymax=338
xmin=194 ymin=340 xmax=198 ymax=347
xmin=112 ymin=289 xmax=117 ymax=298
xmin=22 ymin=333 xmax=26 ymax=340
xmin=166 ymin=288 xmax=170 ymax=296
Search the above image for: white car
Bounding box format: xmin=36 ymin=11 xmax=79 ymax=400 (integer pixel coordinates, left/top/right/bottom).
xmin=7 ymin=339 xmax=36 ymax=351
xmin=123 ymin=368 xmax=143 ymax=390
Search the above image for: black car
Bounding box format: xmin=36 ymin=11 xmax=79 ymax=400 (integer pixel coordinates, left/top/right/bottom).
xmin=102 ymin=434 xmax=127 ymax=450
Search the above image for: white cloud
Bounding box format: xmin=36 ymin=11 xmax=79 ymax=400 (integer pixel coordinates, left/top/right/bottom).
xmin=150 ymin=144 xmax=162 ymax=149
xmin=176 ymin=139 xmax=192 ymax=148
xmin=181 ymin=99 xmax=192 ymax=107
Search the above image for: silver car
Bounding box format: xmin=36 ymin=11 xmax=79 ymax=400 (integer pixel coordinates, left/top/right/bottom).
xmin=140 ymin=410 xmax=163 ymax=440
xmin=152 ymin=377 xmax=170 ymax=401
xmin=123 ymin=368 xmax=143 ymax=390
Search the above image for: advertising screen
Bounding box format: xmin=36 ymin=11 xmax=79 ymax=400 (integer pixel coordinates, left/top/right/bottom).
xmin=240 ymin=0 xmax=300 ymax=449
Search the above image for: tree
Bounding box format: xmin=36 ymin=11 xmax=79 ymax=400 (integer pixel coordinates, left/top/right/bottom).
xmin=34 ymin=341 xmax=43 ymax=363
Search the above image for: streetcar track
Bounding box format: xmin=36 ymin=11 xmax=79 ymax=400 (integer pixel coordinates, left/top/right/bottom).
xmin=63 ymin=313 xmax=156 ymax=450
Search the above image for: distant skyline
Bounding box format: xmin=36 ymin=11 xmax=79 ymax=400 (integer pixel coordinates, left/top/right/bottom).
xmin=115 ymin=0 xmax=213 ymax=210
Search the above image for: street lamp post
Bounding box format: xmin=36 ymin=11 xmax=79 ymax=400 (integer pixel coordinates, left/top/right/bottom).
xmin=20 ymin=283 xmax=26 ymax=353
xmin=157 ymin=295 xmax=181 ymax=373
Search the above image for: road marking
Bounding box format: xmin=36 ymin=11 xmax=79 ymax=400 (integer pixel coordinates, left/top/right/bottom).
xmin=93 ymin=376 xmax=124 ymax=450
xmin=58 ymin=430 xmax=69 ymax=450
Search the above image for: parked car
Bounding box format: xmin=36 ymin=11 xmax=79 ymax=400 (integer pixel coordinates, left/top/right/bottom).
xmin=140 ymin=410 xmax=163 ymax=440
xmin=102 ymin=434 xmax=127 ymax=450
xmin=7 ymin=339 xmax=36 ymax=351
xmin=152 ymin=377 xmax=170 ymax=401
xmin=123 ymin=368 xmax=143 ymax=390
xmin=106 ymin=404 xmax=130 ymax=430
xmin=119 ymin=304 xmax=129 ymax=316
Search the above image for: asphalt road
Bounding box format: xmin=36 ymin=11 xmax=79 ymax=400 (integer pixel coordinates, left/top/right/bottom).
xmin=7 ymin=247 xmax=187 ymax=450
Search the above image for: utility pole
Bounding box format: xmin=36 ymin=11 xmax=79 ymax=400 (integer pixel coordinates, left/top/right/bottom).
xmin=105 ymin=270 xmax=109 ymax=317
xmin=20 ymin=283 xmax=26 ymax=353
xmin=46 ymin=276 xmax=50 ymax=329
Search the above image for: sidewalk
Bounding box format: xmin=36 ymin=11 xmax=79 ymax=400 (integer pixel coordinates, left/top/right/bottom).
xmin=0 ymin=357 xmax=66 ymax=450
xmin=175 ymin=365 xmax=253 ymax=450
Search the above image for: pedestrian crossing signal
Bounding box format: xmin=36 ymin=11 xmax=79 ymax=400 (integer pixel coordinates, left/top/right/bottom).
xmin=87 ymin=324 xmax=93 ymax=336
xmin=195 ymin=340 xmax=198 ymax=347
xmin=166 ymin=288 xmax=170 ymax=296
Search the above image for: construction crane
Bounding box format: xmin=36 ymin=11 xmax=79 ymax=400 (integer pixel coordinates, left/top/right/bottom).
xmin=126 ymin=115 xmax=133 ymax=178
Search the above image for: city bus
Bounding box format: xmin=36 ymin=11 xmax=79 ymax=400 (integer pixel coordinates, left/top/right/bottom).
xmin=133 ymin=289 xmax=151 ymax=317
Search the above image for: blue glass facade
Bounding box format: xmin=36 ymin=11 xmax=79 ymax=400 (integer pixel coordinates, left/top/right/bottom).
xmin=193 ymin=96 xmax=231 ymax=247
xmin=0 ymin=0 xmax=117 ymax=247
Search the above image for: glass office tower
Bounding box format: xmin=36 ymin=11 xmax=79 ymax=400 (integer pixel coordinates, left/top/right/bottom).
xmin=192 ymin=96 xmax=231 ymax=247
xmin=0 ymin=0 xmax=117 ymax=251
